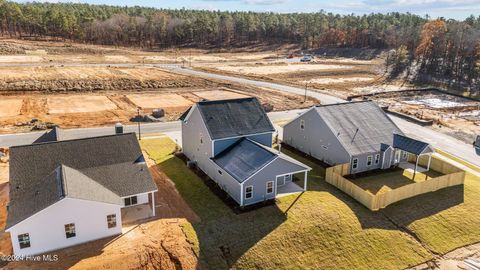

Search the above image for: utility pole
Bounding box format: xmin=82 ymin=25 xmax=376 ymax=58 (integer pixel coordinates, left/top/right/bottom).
xmin=304 ymin=82 xmax=308 ymax=103
xmin=137 ymin=107 xmax=142 ymax=140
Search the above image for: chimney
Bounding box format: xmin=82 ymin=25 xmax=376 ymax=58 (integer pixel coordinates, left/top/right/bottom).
xmin=115 ymin=123 xmax=124 ymax=135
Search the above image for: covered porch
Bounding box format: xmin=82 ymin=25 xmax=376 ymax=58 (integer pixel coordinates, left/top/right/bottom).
xmin=275 ymin=170 xmax=309 ymax=198
xmin=393 ymin=134 xmax=435 ymax=179
xmin=121 ymin=191 xmax=156 ymax=225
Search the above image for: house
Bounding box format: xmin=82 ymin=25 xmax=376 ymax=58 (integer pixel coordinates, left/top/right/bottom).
xmin=5 ymin=132 xmax=158 ymax=256
xmin=180 ymin=97 xmax=311 ymax=206
xmin=283 ymin=101 xmax=434 ymax=174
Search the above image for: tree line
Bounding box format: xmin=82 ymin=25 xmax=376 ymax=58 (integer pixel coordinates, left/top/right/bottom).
xmin=0 ymin=1 xmax=479 ymax=89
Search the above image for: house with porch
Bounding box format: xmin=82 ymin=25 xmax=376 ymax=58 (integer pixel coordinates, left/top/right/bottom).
xmin=283 ymin=101 xmax=434 ymax=174
xmin=180 ymin=97 xmax=311 ymax=207
xmin=6 ymin=132 xmax=157 ymax=256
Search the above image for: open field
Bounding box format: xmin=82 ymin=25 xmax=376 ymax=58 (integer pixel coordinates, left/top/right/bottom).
xmin=0 ymin=99 xmax=23 ymax=117
xmin=47 ymin=95 xmax=118 ymax=114
xmin=127 ymin=93 xmax=193 ymax=109
xmin=193 ymin=90 xmax=248 ymax=100
xmin=214 ymin=63 xmax=354 ymax=75
xmin=141 ymin=137 xmax=480 ymax=270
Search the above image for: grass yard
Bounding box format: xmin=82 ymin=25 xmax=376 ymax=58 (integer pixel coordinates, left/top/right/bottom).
xmin=141 ymin=137 xmax=480 ymax=269
xmin=349 ymin=168 xmax=443 ymax=195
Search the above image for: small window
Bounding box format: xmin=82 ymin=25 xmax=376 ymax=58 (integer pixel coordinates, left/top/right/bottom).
xmin=375 ymin=154 xmax=380 ymax=165
xmin=402 ymin=151 xmax=408 ymax=159
xmin=124 ymin=196 xmax=138 ymax=206
xmin=266 ymin=181 xmax=274 ymax=194
xmin=245 ymin=186 xmax=253 ymax=199
xmin=65 ymin=223 xmax=76 ymax=238
xmin=367 ymin=156 xmax=373 ymax=166
xmin=107 ymin=214 xmax=117 ymax=228
xmin=352 ymin=158 xmax=358 ymax=169
xmin=18 ymin=233 xmax=30 ymax=249
xmin=300 ymin=119 xmax=305 ymax=130
xmin=218 ymin=170 xmax=222 ymax=175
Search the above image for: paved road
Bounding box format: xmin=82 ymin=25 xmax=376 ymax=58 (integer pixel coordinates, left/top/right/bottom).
xmin=0 ymin=63 xmax=478 ymax=167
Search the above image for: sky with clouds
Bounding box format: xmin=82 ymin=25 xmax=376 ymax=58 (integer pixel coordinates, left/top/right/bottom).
xmin=13 ymin=0 xmax=480 ymax=20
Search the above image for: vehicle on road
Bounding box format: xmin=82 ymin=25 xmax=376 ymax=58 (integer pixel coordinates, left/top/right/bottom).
xmin=300 ymin=54 xmax=313 ymax=62
xmin=474 ymin=135 xmax=480 ymax=150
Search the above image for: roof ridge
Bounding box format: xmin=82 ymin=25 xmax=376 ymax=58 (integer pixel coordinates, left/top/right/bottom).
xmin=197 ymin=96 xmax=255 ymax=105
xmin=11 ymin=132 xmax=136 ymax=149
xmin=315 ymin=100 xmax=372 ymax=108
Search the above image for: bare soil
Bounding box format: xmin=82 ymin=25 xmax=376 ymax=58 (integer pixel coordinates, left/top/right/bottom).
xmin=0 ymin=149 xmax=199 ymax=270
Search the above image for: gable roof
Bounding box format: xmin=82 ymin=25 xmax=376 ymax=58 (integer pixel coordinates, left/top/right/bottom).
xmin=213 ymin=138 xmax=277 ymax=182
xmin=194 ymin=97 xmax=275 ymax=140
xmin=393 ymin=133 xmax=432 ymax=155
xmin=7 ymin=133 xmax=156 ymax=229
xmin=315 ymin=101 xmax=404 ymax=156
xmin=33 ymin=127 xmax=63 ymax=144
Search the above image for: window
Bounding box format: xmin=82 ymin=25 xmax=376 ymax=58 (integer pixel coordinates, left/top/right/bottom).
xmin=367 ymin=156 xmax=373 ymax=166
xmin=218 ymin=170 xmax=222 ymax=175
xmin=107 ymin=214 xmax=117 ymax=228
xmin=352 ymin=158 xmax=358 ymax=169
xmin=300 ymin=119 xmax=305 ymax=130
xmin=18 ymin=233 xmax=30 ymax=249
xmin=124 ymin=196 xmax=138 ymax=206
xmin=64 ymin=223 xmax=76 ymax=238
xmin=375 ymin=154 xmax=380 ymax=165
xmin=266 ymin=181 xmax=274 ymax=194
xmin=245 ymin=186 xmax=253 ymax=199
xmin=402 ymin=151 xmax=408 ymax=159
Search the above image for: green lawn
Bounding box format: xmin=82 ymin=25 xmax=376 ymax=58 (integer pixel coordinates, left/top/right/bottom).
xmin=350 ymin=168 xmax=443 ymax=195
xmin=141 ymin=137 xmax=480 ymax=269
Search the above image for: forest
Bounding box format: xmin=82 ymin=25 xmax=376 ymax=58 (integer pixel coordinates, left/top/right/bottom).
xmin=0 ymin=0 xmax=479 ymax=89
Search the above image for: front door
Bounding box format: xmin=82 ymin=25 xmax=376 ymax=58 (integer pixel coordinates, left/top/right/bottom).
xmin=394 ymin=150 xmax=401 ymax=164
xmin=276 ymin=176 xmax=285 ymax=186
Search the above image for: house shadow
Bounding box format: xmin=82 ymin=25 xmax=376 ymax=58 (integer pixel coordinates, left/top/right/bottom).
xmin=158 ymin=156 xmax=287 ymax=270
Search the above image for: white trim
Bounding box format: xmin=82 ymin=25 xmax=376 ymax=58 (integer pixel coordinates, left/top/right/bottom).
xmin=182 ymin=104 xmax=197 ymax=123
xmin=119 ymin=191 xmax=158 ymax=199
xmin=275 ymin=169 xmax=309 ymax=178
xmin=245 ymin=185 xmax=253 ymax=199
xmin=266 ymin=181 xmax=274 ymax=194
xmin=151 ymin=191 xmax=156 ymax=217
xmin=352 ymin=158 xmax=358 ymax=169
xmin=243 ymin=156 xmax=280 ymax=183
xmin=212 ymin=131 xmax=274 ymax=142
xmin=283 ymin=106 xmax=316 ymax=129
xmin=240 ymin=181 xmax=244 ymax=206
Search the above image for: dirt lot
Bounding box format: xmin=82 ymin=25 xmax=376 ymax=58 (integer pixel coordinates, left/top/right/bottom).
xmin=358 ymin=90 xmax=480 ymax=143
xmin=0 ymin=86 xmax=317 ymax=134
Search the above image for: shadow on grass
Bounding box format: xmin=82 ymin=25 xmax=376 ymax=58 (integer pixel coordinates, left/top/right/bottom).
xmin=159 ymin=156 xmax=287 ymax=270
xmin=280 ymin=145 xmax=465 ymax=231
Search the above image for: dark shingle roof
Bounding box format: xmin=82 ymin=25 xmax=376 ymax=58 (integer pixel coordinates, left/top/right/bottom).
xmin=196 ymin=97 xmax=275 ymax=140
xmin=393 ymin=133 xmax=432 ymax=155
xmin=315 ymin=101 xmax=404 ymax=156
xmin=33 ymin=127 xmax=62 ymax=144
xmin=213 ymin=138 xmax=276 ymax=183
xmin=7 ymin=133 xmax=156 ymax=229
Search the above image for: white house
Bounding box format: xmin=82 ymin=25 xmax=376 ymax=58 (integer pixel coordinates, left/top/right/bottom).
xmin=6 ymin=132 xmax=158 ymax=256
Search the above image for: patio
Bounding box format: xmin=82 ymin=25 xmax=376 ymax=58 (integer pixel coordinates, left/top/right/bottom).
xmin=121 ymin=203 xmax=154 ymax=225
xmin=276 ymin=181 xmax=304 ymax=198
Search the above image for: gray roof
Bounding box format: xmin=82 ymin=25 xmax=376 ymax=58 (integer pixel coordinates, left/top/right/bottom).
xmin=315 ymin=101 xmax=404 ymax=156
xmin=393 ymin=134 xmax=432 ymax=155
xmin=195 ymin=97 xmax=275 ymax=140
xmin=7 ymin=133 xmax=156 ymax=229
xmin=213 ymin=138 xmax=276 ymax=182
xmin=33 ymin=127 xmax=63 ymax=143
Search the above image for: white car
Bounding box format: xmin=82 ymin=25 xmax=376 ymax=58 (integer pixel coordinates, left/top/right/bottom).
xmin=300 ymin=54 xmax=313 ymax=62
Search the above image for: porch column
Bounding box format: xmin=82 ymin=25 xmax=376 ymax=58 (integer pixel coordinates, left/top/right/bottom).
xmin=427 ymin=154 xmax=432 ymax=171
xmin=303 ymin=171 xmax=308 ymax=191
xmin=151 ymin=192 xmax=156 ymax=217
xmin=413 ymin=154 xmax=419 ymax=180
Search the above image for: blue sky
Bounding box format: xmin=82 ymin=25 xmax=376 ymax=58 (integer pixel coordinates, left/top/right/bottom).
xmin=14 ymin=0 xmax=480 ymax=20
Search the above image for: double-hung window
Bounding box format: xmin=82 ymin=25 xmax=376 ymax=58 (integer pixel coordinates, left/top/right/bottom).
xmin=352 ymin=158 xmax=358 ymax=169
xmin=266 ymin=181 xmax=274 ymax=194
xmin=18 ymin=233 xmax=30 ymax=249
xmin=65 ymin=223 xmax=76 ymax=238
xmin=107 ymin=214 xmax=117 ymax=228
xmin=374 ymin=154 xmax=380 ymax=165
xmin=124 ymin=196 xmax=138 ymax=206
xmin=367 ymin=156 xmax=373 ymax=166
xmin=300 ymin=119 xmax=305 ymax=130
xmin=245 ymin=186 xmax=253 ymax=199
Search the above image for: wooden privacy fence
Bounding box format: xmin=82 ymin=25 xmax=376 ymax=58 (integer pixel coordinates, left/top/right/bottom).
xmin=325 ymin=157 xmax=465 ymax=211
